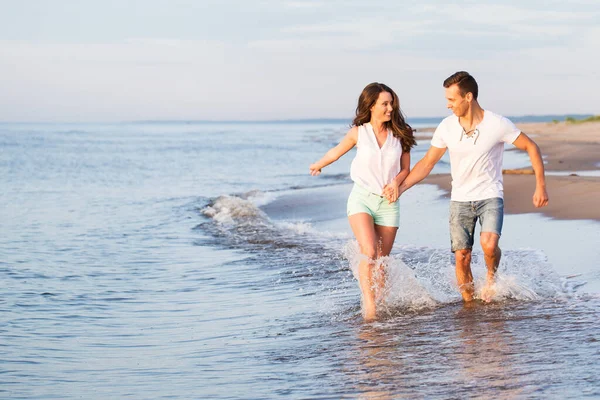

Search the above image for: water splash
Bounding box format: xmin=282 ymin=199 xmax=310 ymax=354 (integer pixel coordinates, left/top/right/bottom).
xmin=200 ymin=193 xmax=577 ymax=315
xmin=339 ymin=241 xmax=575 ymax=317
xmin=342 ymin=241 xmax=437 ymax=313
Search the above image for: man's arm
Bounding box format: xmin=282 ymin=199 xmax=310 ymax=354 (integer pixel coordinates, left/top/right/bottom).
xmin=512 ymin=133 xmax=549 ymax=208
xmin=398 ymin=146 xmax=446 ymax=195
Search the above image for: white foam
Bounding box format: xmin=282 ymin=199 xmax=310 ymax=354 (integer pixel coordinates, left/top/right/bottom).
xmin=342 ymin=240 xmax=437 ymax=312
xmin=339 ymin=239 xmax=572 ymax=314
xmin=244 ymin=190 xmax=281 ymax=207
xmin=202 ymin=193 xmax=352 ymax=251
xmin=335 ymin=234 xmax=577 ymax=315
xmin=202 ymin=195 xmax=268 ymax=225
xmin=468 ymin=248 xmax=568 ymax=301
xmin=276 ymin=220 xmax=314 ymax=235
xmin=275 ymin=220 xmax=351 ymax=240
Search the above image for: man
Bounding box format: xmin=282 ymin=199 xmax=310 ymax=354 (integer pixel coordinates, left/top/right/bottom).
xmin=398 ymin=71 xmax=549 ymax=302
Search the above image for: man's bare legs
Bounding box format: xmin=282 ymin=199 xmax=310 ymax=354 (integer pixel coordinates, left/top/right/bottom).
xmin=480 ymin=232 xmax=501 ymax=302
xmin=349 ymin=213 xmax=398 ymax=321
xmin=455 ymin=232 xmax=501 ymax=303
xmin=455 ymin=249 xmax=474 ymax=301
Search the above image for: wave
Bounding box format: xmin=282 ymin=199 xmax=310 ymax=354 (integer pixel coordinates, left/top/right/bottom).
xmin=201 ymin=191 xmax=346 ymax=239
xmin=341 ymin=241 xmax=574 ymax=317
xmin=197 ymin=190 xmax=580 ymax=317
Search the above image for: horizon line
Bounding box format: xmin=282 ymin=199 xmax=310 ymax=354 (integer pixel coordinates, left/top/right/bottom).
xmin=0 ymin=113 xmax=594 ymax=125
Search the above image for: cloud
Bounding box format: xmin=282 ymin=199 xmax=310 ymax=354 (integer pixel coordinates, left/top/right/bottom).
xmin=248 ymin=2 xmax=599 ymax=55
xmin=0 ymin=1 xmax=598 ymax=121
xmin=284 ymin=0 xmax=325 ymax=9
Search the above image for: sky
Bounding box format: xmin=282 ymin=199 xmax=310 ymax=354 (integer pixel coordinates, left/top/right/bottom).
xmin=0 ymin=0 xmax=598 ymax=122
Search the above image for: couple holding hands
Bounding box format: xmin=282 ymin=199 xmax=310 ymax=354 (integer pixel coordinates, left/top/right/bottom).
xmin=309 ymin=71 xmax=549 ymax=321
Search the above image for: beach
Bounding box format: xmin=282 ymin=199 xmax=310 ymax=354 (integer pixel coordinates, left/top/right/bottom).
xmin=423 ymin=121 xmax=600 ymax=221
xmin=2 ymin=120 xmax=599 ymax=399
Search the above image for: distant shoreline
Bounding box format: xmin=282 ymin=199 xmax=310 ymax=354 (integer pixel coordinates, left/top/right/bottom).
xmin=0 ymin=114 xmax=595 ymax=125
xmin=127 ymin=114 xmax=597 ymax=125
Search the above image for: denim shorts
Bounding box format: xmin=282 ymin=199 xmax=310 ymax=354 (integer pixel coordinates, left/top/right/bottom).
xmin=347 ymin=184 xmax=400 ymax=227
xmin=449 ymin=197 xmax=504 ymax=252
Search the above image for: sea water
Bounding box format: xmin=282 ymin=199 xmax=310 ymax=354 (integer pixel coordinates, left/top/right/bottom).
xmin=1 ymin=120 xmax=599 ymax=399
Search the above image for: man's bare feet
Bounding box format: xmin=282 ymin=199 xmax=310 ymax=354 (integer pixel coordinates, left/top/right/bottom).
xmin=482 ymin=248 xmax=501 ymax=302
xmin=480 ymin=284 xmax=496 ymax=302
xmin=459 ymin=282 xmax=475 ymax=302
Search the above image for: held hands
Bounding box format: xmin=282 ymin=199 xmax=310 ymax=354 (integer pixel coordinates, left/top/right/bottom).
xmin=533 ymin=186 xmax=549 ymax=208
xmin=382 ymin=183 xmax=400 ymax=204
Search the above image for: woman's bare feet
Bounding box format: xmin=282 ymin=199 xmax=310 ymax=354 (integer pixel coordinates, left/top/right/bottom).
xmin=363 ymin=306 xmax=376 ymax=322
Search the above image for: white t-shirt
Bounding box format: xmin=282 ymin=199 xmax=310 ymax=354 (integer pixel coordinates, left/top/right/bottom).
xmin=431 ymin=110 xmax=521 ymax=201
xmin=350 ymin=123 xmax=404 ymax=194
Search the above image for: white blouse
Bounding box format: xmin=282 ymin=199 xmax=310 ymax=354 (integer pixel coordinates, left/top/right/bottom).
xmin=350 ymin=123 xmax=403 ymax=194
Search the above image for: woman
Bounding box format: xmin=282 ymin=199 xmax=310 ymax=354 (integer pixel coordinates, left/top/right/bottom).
xmin=309 ymin=82 xmax=416 ymax=321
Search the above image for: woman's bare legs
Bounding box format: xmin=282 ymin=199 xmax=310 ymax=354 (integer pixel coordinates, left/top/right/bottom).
xmin=349 ymin=213 xmax=378 ymax=321
xmin=373 ymin=224 xmax=399 ymax=300
xmin=349 ymin=213 xmax=398 ymax=321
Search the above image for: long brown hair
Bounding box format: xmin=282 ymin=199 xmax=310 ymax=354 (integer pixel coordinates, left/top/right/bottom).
xmin=352 ymin=82 xmax=416 ymax=152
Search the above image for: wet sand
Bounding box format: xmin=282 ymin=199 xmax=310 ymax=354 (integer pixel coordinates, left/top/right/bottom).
xmin=516 ymin=121 xmax=600 ymax=171
xmin=423 ymin=121 xmax=600 ymax=221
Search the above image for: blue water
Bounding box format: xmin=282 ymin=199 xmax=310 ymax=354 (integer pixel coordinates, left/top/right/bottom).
xmin=1 ymin=119 xmax=599 ymax=399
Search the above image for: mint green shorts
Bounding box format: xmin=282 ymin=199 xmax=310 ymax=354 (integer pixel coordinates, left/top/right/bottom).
xmin=347 ymin=184 xmax=400 ymax=227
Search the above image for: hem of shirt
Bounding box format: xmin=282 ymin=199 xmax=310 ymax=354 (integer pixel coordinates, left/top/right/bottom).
xmin=450 ymin=194 xmax=505 ymax=202
xmin=352 ymin=180 xmax=384 ymax=196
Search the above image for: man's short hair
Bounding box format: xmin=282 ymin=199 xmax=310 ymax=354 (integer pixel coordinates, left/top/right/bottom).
xmin=444 ymin=71 xmax=478 ymax=100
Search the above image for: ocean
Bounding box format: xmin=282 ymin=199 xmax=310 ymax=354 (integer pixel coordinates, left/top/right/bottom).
xmin=1 ymin=119 xmax=599 ymax=399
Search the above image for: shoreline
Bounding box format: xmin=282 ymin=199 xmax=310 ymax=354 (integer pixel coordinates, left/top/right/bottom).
xmin=515 ymin=121 xmax=600 ymax=171
xmin=421 ymin=121 xmax=600 ymax=222
xmin=424 ymin=174 xmax=600 ymax=221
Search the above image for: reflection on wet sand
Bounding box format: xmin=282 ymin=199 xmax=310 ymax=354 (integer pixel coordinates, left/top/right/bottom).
xmin=346 ymin=302 xmax=537 ymax=398
xmin=452 ymin=301 xmax=524 ymax=397
xmin=352 ymin=326 xmax=402 ymax=400
xmin=337 ymin=297 xmax=600 ymax=398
